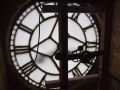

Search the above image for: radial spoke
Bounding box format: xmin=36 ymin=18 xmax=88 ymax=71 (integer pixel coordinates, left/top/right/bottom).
xmin=49 ymin=18 xmax=58 ymax=37
xmin=35 ymin=15 xmax=41 ymax=62
xmin=34 ymin=3 xmax=45 ymax=20
xmin=32 ymin=49 xmax=50 ymax=57
xmin=51 ymin=58 xmax=60 ymax=72
xmin=87 ymin=41 xmax=99 ymax=44
xmin=31 ymin=38 xmax=49 ymax=49
xmin=69 ymin=35 xmax=85 ymax=44
xmin=83 ymin=23 xmax=95 ymax=32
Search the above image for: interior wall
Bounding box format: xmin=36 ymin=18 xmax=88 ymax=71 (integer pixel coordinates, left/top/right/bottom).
xmin=0 ymin=0 xmax=29 ymax=90
xmin=109 ymin=0 xmax=120 ymax=89
xmin=0 ymin=41 xmax=7 ymax=90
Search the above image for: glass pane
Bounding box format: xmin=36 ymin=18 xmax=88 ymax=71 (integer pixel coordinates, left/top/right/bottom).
xmin=11 ymin=56 xmax=15 ymax=61
xmin=78 ymin=63 xmax=88 ymax=74
xmin=85 ymin=27 xmax=96 ymax=42
xmin=68 ymin=13 xmax=73 ymax=17
xmin=68 ymin=61 xmax=79 ymax=71
xmin=78 ymin=13 xmax=91 ymax=28
xmin=10 ymin=41 xmax=14 ymax=46
xmin=86 ymin=42 xmax=97 ymax=51
xmin=30 ymin=18 xmax=57 ymax=47
xmin=46 ymin=75 xmax=59 ymax=81
xmin=22 ymin=9 xmax=39 ymax=29
xmin=68 ymin=72 xmax=74 ymax=78
xmin=33 ymin=39 xmax=57 ymax=56
xmin=30 ymin=18 xmax=56 ymax=47
xmin=40 ymin=18 xmax=57 ymax=41
xmin=12 ymin=26 xmax=17 ymax=34
xmin=15 ymin=29 xmax=30 ymax=45
xmin=29 ymin=69 xmax=45 ymax=83
xmin=52 ymin=22 xmax=59 ymax=43
xmin=87 ymin=47 xmax=96 ymax=51
xmin=11 ymin=35 xmax=14 ymax=41
xmin=36 ymin=57 xmax=59 ymax=74
xmin=43 ymin=13 xmax=55 ymax=18
xmin=16 ymin=53 xmax=31 ymax=67
xmin=68 ymin=38 xmax=83 ymax=51
xmin=68 ymin=18 xmax=85 ymax=42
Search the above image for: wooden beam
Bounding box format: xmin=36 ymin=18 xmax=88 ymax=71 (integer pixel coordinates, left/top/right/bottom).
xmin=100 ymin=1 xmax=114 ymax=90
xmin=42 ymin=5 xmax=103 ymax=13
xmin=34 ymin=0 xmax=105 ymax=4
xmin=45 ymin=74 xmax=99 ymax=89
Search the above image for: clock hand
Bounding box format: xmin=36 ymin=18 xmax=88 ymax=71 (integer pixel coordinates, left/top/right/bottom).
xmin=55 ymin=50 xmax=101 ymax=63
xmin=55 ymin=44 xmax=102 ymax=64
xmin=49 ymin=17 xmax=58 ymax=37
xmin=31 ymin=38 xmax=48 ymax=49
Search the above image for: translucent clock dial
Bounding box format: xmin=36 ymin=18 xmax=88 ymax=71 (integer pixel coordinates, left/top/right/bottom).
xmin=9 ymin=1 xmax=99 ymax=89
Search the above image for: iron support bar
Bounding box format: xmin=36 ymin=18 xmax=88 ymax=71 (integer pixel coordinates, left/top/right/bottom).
xmin=42 ymin=5 xmax=103 ymax=13
xmin=58 ymin=0 xmax=68 ymax=90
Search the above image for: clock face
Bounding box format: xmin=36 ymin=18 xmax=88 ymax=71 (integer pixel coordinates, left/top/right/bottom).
xmin=8 ymin=1 xmax=99 ymax=90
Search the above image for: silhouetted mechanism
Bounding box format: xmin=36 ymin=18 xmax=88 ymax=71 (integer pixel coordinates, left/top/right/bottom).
xmin=55 ymin=46 xmax=103 ymax=64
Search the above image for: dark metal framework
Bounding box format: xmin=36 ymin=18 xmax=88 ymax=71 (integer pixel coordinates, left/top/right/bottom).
xmin=6 ymin=0 xmax=114 ymax=90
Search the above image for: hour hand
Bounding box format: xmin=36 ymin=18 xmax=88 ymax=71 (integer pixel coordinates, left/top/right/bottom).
xmin=55 ymin=50 xmax=102 ymax=63
xmin=78 ymin=46 xmax=84 ymax=51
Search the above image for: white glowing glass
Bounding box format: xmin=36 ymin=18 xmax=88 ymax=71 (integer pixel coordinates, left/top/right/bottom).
xmin=85 ymin=27 xmax=96 ymax=42
xmin=15 ymin=29 xmax=30 ymax=45
xmin=36 ymin=57 xmax=59 ymax=74
xmin=16 ymin=53 xmax=31 ymax=67
xmin=78 ymin=13 xmax=91 ymax=28
xmin=78 ymin=63 xmax=88 ymax=74
xmin=29 ymin=69 xmax=45 ymax=83
xmin=33 ymin=39 xmax=57 ymax=56
xmin=68 ymin=18 xmax=85 ymax=42
xmin=22 ymin=9 xmax=39 ymax=29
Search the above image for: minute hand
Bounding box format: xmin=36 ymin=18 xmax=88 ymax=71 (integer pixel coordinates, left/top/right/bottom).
xmin=55 ymin=51 xmax=103 ymax=63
